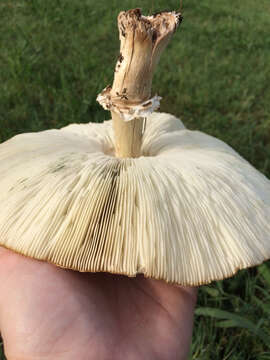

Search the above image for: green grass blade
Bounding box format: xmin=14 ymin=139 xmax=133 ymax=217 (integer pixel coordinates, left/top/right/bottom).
xmin=258 ymin=264 xmax=270 ymax=287
xmin=201 ymin=286 xmax=219 ymax=297
xmin=253 ymin=296 xmax=270 ymax=316
xmin=196 ymin=307 xmax=270 ymax=348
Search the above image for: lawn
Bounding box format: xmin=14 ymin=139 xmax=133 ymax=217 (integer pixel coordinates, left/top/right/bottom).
xmin=1 ymin=0 xmax=270 ymax=358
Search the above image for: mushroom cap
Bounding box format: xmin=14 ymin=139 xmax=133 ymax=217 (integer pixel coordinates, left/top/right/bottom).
xmin=0 ymin=113 xmax=269 ymax=285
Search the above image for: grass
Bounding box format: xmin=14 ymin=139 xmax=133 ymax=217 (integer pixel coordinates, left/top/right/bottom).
xmin=0 ymin=0 xmax=270 ymax=358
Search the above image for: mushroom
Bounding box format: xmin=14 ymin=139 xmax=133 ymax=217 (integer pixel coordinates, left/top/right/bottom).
xmin=0 ymin=8 xmax=270 ymax=286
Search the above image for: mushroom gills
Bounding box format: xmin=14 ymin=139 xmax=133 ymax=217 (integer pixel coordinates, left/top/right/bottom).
xmin=0 ymin=112 xmax=270 ymax=285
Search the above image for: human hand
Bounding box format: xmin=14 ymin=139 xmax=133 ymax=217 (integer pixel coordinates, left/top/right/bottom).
xmin=0 ymin=247 xmax=197 ymax=360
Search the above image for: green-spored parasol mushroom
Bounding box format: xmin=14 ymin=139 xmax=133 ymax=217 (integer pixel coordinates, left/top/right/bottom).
xmin=0 ymin=9 xmax=270 ymax=286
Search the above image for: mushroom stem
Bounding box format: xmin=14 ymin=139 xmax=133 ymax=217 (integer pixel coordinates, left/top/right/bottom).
xmin=98 ymin=9 xmax=182 ymax=158
xmin=112 ymin=115 xmax=144 ymax=158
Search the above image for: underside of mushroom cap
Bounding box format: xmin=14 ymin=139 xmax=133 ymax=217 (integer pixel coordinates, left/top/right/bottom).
xmin=0 ymin=113 xmax=270 ymax=285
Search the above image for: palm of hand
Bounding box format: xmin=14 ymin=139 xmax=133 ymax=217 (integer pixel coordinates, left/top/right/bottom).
xmin=0 ymin=248 xmax=196 ymax=360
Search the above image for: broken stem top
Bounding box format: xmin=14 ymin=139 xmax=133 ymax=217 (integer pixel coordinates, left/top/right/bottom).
xmin=97 ymin=8 xmax=182 ymax=158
